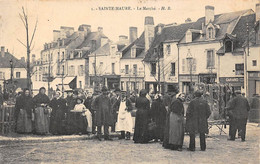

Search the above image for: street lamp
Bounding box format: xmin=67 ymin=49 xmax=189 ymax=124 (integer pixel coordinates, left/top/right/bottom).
xmin=10 ymin=59 xmax=13 ymax=82
xmin=186 ymin=49 xmax=193 ymax=93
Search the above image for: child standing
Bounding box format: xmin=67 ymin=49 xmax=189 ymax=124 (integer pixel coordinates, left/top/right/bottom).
xmin=73 ymin=96 xmax=92 ymax=133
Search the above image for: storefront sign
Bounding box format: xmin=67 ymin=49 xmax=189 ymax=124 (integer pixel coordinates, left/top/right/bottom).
xmin=179 ymin=75 xmax=199 ymax=82
xmin=248 ymin=72 xmax=260 ymax=78
xmin=219 ymin=77 xmax=244 ymax=84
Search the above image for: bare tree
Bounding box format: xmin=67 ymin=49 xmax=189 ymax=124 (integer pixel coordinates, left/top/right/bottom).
xmin=17 ymin=6 xmax=38 ymax=91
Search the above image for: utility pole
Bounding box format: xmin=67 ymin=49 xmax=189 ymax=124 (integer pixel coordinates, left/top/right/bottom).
xmin=48 ymin=51 xmax=51 ymax=97
xmin=158 ymin=45 xmax=161 ymax=93
xmin=245 ymin=23 xmax=250 ymax=97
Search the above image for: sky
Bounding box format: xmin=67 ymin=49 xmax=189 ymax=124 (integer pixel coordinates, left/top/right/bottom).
xmin=0 ymin=0 xmax=259 ymax=60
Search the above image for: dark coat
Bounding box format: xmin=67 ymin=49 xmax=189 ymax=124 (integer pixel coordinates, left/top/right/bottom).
xmin=49 ymin=97 xmax=67 ymax=134
xmin=66 ymin=96 xmax=76 ymax=111
xmin=170 ymin=98 xmax=184 ymax=116
xmin=133 ymin=96 xmax=151 ymax=143
xmin=33 ymin=93 xmax=50 ymax=107
xmin=91 ymin=94 xmax=113 ymax=126
xmin=150 ymin=98 xmax=167 ymax=140
xmin=111 ymin=95 xmax=121 ymax=122
xmin=15 ymin=95 xmax=34 ymax=121
xmin=227 ymin=95 xmax=250 ymax=119
xmin=186 ymin=97 xmax=211 ymax=134
xmin=84 ymin=97 xmax=94 ymax=113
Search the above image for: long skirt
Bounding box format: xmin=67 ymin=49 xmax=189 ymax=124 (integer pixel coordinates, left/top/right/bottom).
xmin=84 ymin=109 xmax=92 ymax=133
xmin=169 ymin=113 xmax=184 ymax=146
xmin=116 ymin=101 xmax=133 ymax=133
xmin=163 ymin=111 xmax=170 ymax=148
xmin=34 ymin=107 xmax=50 ymax=135
xmin=16 ymin=109 xmax=32 ymax=133
xmin=133 ymin=110 xmax=149 ymax=143
xmin=50 ymin=109 xmax=65 ymax=135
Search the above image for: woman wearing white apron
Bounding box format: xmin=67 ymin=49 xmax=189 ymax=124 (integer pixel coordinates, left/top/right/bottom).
xmin=116 ymin=92 xmax=133 ymax=140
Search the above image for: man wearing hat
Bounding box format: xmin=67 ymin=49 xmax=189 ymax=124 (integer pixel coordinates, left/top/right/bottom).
xmin=186 ymin=90 xmax=211 ymax=151
xmin=91 ymin=86 xmax=113 ymax=141
xmin=227 ymin=90 xmax=250 ymax=141
xmin=110 ymin=88 xmax=121 ymax=132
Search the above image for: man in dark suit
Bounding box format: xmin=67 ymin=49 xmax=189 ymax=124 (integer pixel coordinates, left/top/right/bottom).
xmin=110 ymin=88 xmax=121 ymax=132
xmin=227 ymin=90 xmax=250 ymax=141
xmin=186 ymin=90 xmax=211 ymax=151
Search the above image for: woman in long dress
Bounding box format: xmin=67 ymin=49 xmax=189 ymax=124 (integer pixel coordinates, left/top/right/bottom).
xmin=33 ymin=87 xmax=50 ymax=135
xmin=150 ymin=94 xmax=167 ymax=142
xmin=168 ymin=93 xmax=185 ymax=151
xmin=15 ymin=88 xmax=33 ymax=133
xmin=49 ymin=91 xmax=67 ymax=135
xmin=133 ymin=89 xmax=151 ymax=143
xmin=116 ymin=91 xmax=133 ymax=140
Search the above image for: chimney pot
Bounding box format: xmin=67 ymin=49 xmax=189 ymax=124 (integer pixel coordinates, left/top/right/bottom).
xmin=129 ymin=27 xmax=138 ymax=43
xmin=98 ymin=27 xmax=103 ymax=33
xmin=256 ymin=3 xmax=260 ymax=22
xmin=145 ymin=16 xmax=154 ymax=25
xmin=1 ymin=46 xmax=5 ymax=58
xmin=205 ymin=5 xmax=215 ymax=25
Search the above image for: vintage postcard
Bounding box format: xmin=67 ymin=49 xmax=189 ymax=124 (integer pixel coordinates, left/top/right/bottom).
xmin=0 ymin=0 xmax=259 ymax=163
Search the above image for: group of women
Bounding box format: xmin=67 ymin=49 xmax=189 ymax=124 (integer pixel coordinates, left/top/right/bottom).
xmin=15 ymin=87 xmax=92 ymax=135
xmin=133 ymin=89 xmax=186 ymax=151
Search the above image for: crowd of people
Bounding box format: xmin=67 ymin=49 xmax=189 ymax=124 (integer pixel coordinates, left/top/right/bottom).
xmin=2 ymin=84 xmax=258 ymax=152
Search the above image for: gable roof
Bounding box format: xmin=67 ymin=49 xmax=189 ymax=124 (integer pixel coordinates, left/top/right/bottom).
xmin=77 ymin=32 xmax=108 ymax=49
xmin=121 ymin=32 xmax=145 ymax=59
xmin=143 ymin=22 xmax=194 ymax=62
xmin=179 ymin=9 xmax=253 ymax=43
xmin=0 ymin=52 xmax=26 ymax=68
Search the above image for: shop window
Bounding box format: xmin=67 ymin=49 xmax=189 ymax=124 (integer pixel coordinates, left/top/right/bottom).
xmin=235 ymin=63 xmax=244 ymax=75
xmin=252 ymin=60 xmax=257 ymax=66
xmin=121 ymin=81 xmax=124 ymax=91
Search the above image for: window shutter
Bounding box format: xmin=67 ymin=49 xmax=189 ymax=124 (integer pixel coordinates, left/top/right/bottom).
xmin=182 ymin=59 xmax=185 ymax=72
xmin=207 ymin=51 xmax=210 ymax=68
xmin=192 ymin=58 xmax=196 ymax=72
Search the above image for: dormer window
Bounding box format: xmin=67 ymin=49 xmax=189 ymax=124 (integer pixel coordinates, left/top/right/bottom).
xmin=225 ymin=40 xmax=233 ymax=53
xmin=208 ymin=27 xmax=213 ymax=39
xmin=186 ymin=30 xmax=192 ymax=43
xmin=131 ymin=48 xmax=136 ymax=58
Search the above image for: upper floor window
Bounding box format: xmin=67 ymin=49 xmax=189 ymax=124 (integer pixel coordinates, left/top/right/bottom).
xmin=125 ymin=65 xmax=129 ymax=74
xmin=112 ymin=63 xmax=115 ymax=74
xmin=235 ymin=63 xmax=244 ymax=75
xmin=78 ymin=65 xmax=84 ymax=76
xmin=133 ymin=64 xmax=137 ymax=75
xmin=131 ymin=48 xmax=136 ymax=58
xmin=166 ymin=45 xmax=171 ymax=55
xmin=68 ymin=65 xmax=75 ymax=76
xmin=16 ymin=72 xmax=21 ymax=79
xmin=171 ymin=63 xmax=175 ymax=76
xmin=62 ymin=52 xmax=65 ymax=60
xmin=225 ymin=40 xmax=233 ymax=53
xmin=252 ymin=60 xmax=257 ymax=66
xmin=0 ymin=72 xmax=5 ymax=79
xmin=207 ymin=50 xmax=215 ymax=69
xmin=151 ymin=62 xmax=156 ymax=75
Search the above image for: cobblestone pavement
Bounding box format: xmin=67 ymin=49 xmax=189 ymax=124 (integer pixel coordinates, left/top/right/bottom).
xmin=0 ymin=123 xmax=259 ymax=164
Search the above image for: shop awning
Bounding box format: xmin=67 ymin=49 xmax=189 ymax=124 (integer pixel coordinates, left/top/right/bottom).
xmin=50 ymin=76 xmax=76 ymax=89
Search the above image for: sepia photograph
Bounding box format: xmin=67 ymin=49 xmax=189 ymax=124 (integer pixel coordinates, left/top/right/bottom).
xmin=0 ymin=0 xmax=259 ymax=163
